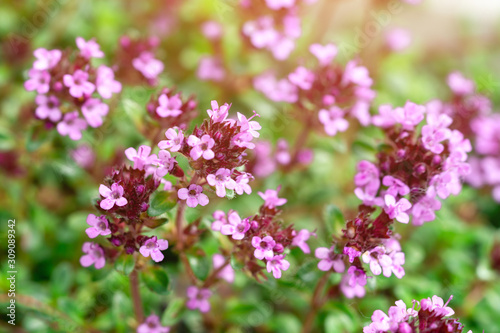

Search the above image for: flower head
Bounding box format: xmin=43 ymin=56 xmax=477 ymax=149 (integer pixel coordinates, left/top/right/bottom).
xmin=187 ymin=134 xmax=215 ymax=160
xmin=220 ymin=211 xmax=250 ymax=240
xmin=178 ymin=184 xmax=209 ymax=208
xmin=213 ymin=254 xmax=235 ymax=283
xmin=24 ymin=69 xmax=50 ymax=94
xmin=33 ymin=48 xmax=62 ymax=70
xmin=125 ymin=145 xmax=157 ymax=171
xmin=76 ymin=37 xmax=104 ymax=59
xmin=35 ymin=95 xmax=61 ymax=122
xmin=99 ymin=183 xmax=128 ymax=210
xmin=137 ymin=314 xmax=170 ymax=333
xmin=258 ymin=187 xmax=287 ymax=209
xmin=266 ymin=254 xmax=290 ymax=278
xmin=315 ymin=246 xmax=345 ymax=272
xmin=207 ymin=168 xmax=236 ymax=197
xmin=156 ymin=94 xmax=183 ymax=118
xmin=252 ymin=235 xmax=276 ymax=260
xmin=56 ymin=111 xmax=88 ymax=141
xmin=63 ymin=69 xmax=95 ymax=98
xmin=139 ymin=236 xmax=169 ymax=262
xmin=186 ymin=286 xmax=212 ymax=313
xmin=158 ymin=128 xmax=184 ymax=152
xmin=80 ymin=242 xmax=105 ymax=269
xmin=85 ymin=214 xmax=111 ymax=238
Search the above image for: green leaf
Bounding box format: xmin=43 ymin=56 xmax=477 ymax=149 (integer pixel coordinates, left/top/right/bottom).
xmin=324 ymin=204 xmax=345 ymax=237
xmin=142 ymin=267 xmax=170 ymax=295
xmin=143 ymin=217 xmax=169 ymax=229
xmin=148 ymin=191 xmax=176 ymax=217
xmin=114 ymin=255 xmax=135 ymax=276
xmin=230 ymin=254 xmax=245 ymax=271
xmin=161 ymin=297 xmax=185 ymax=326
xmin=188 ymin=255 xmax=210 ymax=280
xmin=225 ymin=189 xmax=235 ymax=200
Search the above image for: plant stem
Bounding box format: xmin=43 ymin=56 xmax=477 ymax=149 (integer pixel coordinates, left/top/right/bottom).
xmin=301 ymin=272 xmax=331 ymax=333
xmin=175 ymin=200 xmax=187 ymax=251
xmin=130 ymin=268 xmax=144 ymax=324
xmin=202 ymin=257 xmax=231 ymax=288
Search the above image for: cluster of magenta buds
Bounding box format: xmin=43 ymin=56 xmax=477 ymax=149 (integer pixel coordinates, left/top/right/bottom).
xmin=254 ymin=43 xmax=375 ymax=134
xmin=211 ymin=186 xmax=314 ymax=280
xmin=24 ymin=37 xmax=122 ymax=140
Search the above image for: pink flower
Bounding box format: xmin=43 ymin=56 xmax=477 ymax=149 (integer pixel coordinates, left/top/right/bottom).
xmin=132 ymin=51 xmax=164 ymax=80
xmin=253 ymin=72 xmax=298 ymax=103
xmin=155 ymin=150 xmax=177 ymax=177
xmin=125 ymin=145 xmax=157 ymax=170
xmin=421 ymin=114 xmax=452 ymax=154
xmin=197 ymin=56 xmax=225 ymax=82
xmin=362 ymin=246 xmax=392 ymax=276
xmin=35 ymin=95 xmax=61 ymax=122
xmin=96 ymin=65 xmax=122 ymax=99
xmin=85 ymin=214 xmax=111 ymax=238
xmin=213 ymin=254 xmax=235 ymax=283
xmin=430 ymin=171 xmax=461 ymax=199
xmin=288 ymin=66 xmax=315 ymax=90
xmin=382 ymin=176 xmax=410 ymax=197
xmin=178 ymin=184 xmax=209 ymax=208
xmin=80 ymin=242 xmax=105 ymax=269
xmin=258 ymin=187 xmax=287 ymax=209
xmin=71 ymin=144 xmax=95 ymax=168
xmin=252 ymin=235 xmax=276 ymax=260
xmin=344 ymin=246 xmax=362 ymax=263
xmin=211 ymin=210 xmax=228 ymax=231
xmin=447 ymin=72 xmax=475 ymax=95
xmin=412 ymin=187 xmax=441 ymax=225
xmin=385 ymin=28 xmax=412 ymax=52
xmin=158 ymin=128 xmax=184 ymax=152
xmin=202 ymin=21 xmax=223 ymax=40
xmin=63 ymin=70 xmax=95 ymax=98
xmin=318 ymin=106 xmax=349 ymax=136
xmin=234 ymin=173 xmax=253 ymax=195
xmin=33 ymin=48 xmax=62 ymax=70
xmin=24 ymin=69 xmax=50 ymax=94
xmin=242 ymin=17 xmax=279 ymax=49
xmin=266 ymin=254 xmax=290 ymax=279
xmin=56 ymin=111 xmax=88 ymax=141
xmin=187 ymin=134 xmax=215 ymax=160
xmin=156 ymin=94 xmax=183 ymax=117
xmin=81 ymin=98 xmax=109 ymax=128
xmin=207 ymin=100 xmax=230 ymax=123
xmin=137 ymin=314 xmax=170 ymax=333
xmin=314 ymin=246 xmax=345 ymax=272
xmin=291 ymin=229 xmax=313 ymax=254
xmin=309 ymin=43 xmax=337 ymax=66
xmin=207 ymin=168 xmax=236 ymax=197
xmin=394 ymin=101 xmax=425 ymax=131
xmin=354 ymin=161 xmax=381 ymax=202
xmin=372 ymin=104 xmax=397 ymax=128
xmin=384 ymin=194 xmax=412 ymax=223
xmin=265 ymin=0 xmax=295 ymax=10
xmin=232 ymin=132 xmax=255 ymax=149
xmin=420 ymin=295 xmax=455 ymax=316
xmin=76 ymin=37 xmax=104 ymax=59
xmin=340 ymin=266 xmax=367 ymax=299
xmin=99 ymin=183 xmax=128 ymax=210
xmin=186 ymin=286 xmax=212 ymax=313
xmin=342 ymin=60 xmax=373 ymax=87
xmin=139 ymin=236 xmax=169 ymax=262
xmin=237 ymin=111 xmax=262 ymax=138
xmin=220 ymin=211 xmax=250 ymax=240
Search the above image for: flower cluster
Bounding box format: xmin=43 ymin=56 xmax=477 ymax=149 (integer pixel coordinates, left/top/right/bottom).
xmin=137 ymin=314 xmax=170 ymax=333
xmin=240 ymin=0 xmax=316 ymax=60
xmin=363 ymin=295 xmax=472 ymax=333
xmin=145 ymin=87 xmax=198 ymax=130
xmin=429 ymin=72 xmax=500 ymax=202
xmin=24 ymin=37 xmax=122 ymax=140
xmin=115 ymin=36 xmax=164 ymax=85
xmin=211 ymin=187 xmax=313 ymax=280
xmin=254 ymin=43 xmax=375 ymax=134
xmin=79 ymin=166 xmax=171 ymax=269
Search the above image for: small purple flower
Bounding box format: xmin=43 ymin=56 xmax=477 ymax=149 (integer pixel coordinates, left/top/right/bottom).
xmin=96 ymin=65 xmax=122 ymax=99
xmin=420 ymin=295 xmax=455 ymax=316
xmin=342 ymin=60 xmax=373 ymax=87
xmin=232 ymin=131 xmax=255 ymax=149
xmin=35 ymin=95 xmax=61 ymax=122
xmin=132 ymin=51 xmax=164 ymax=80
xmin=220 ymin=211 xmax=250 ymax=240
xmin=186 ymin=286 xmax=212 ymax=313
xmin=291 ymin=229 xmax=313 ymax=254
xmin=24 ymin=69 xmax=50 ymax=94
xmin=372 ymin=104 xmax=397 ymax=128
xmin=80 ymin=242 xmax=105 ymax=269
xmin=315 ymin=246 xmax=345 ymax=272
xmin=207 ymin=100 xmax=229 ymax=123
xmin=266 ymin=254 xmax=290 ymax=279
xmin=33 ymin=48 xmax=62 ymax=70
xmin=309 ymin=43 xmax=337 ymax=66
xmin=76 ymin=37 xmax=104 ymax=59
xmin=362 ymin=246 xmax=392 ymax=276
xmin=56 ymin=111 xmax=88 ymax=141
xmin=155 ymin=150 xmax=177 ymax=177
xmin=447 ymin=72 xmax=475 ymax=95
xmin=99 ymin=183 xmax=128 ymax=210
xmin=343 ymin=246 xmax=362 ymax=263
xmin=211 ymin=210 xmax=228 ymax=231
xmin=81 ymin=98 xmax=109 ymax=128
xmin=412 ymin=187 xmax=441 ymax=225
xmin=137 ymin=314 xmax=170 ymax=333
xmin=234 ymin=173 xmax=253 ymax=195
xmin=318 ymin=106 xmax=349 ymax=136
xmin=158 ymin=128 xmax=184 ymax=152
xmin=207 ymin=168 xmax=236 ymax=197
xmin=340 ymin=266 xmax=367 ymax=299
xmin=382 ymin=176 xmax=410 ymax=197
xmin=187 ymin=134 xmax=215 ymax=160
xmin=63 ymin=70 xmax=95 ymax=98
xmin=288 ymin=66 xmax=315 ymax=90
xmin=384 ymin=195 xmax=411 ymax=224
xmin=430 ymin=171 xmax=461 ymax=199
xmin=125 ymin=145 xmax=157 ymax=170
xmin=213 ymin=254 xmax=235 ymax=283
xmin=139 ymin=236 xmax=169 ymax=262
xmin=421 ymin=114 xmax=452 ymax=154
xmin=394 ymin=101 xmax=425 ymax=131
xmin=85 ymin=214 xmax=111 ymax=238
xmin=71 ymin=144 xmax=95 ymax=168
xmin=237 ymin=111 xmax=262 ymax=138
xmin=252 ymin=235 xmax=276 ymax=260
xmin=197 ymin=56 xmax=226 ymax=82
xmin=178 ymin=184 xmax=209 ymax=208
xmin=258 ymin=187 xmax=287 ymax=209
xmin=156 ymin=94 xmax=183 ymax=118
